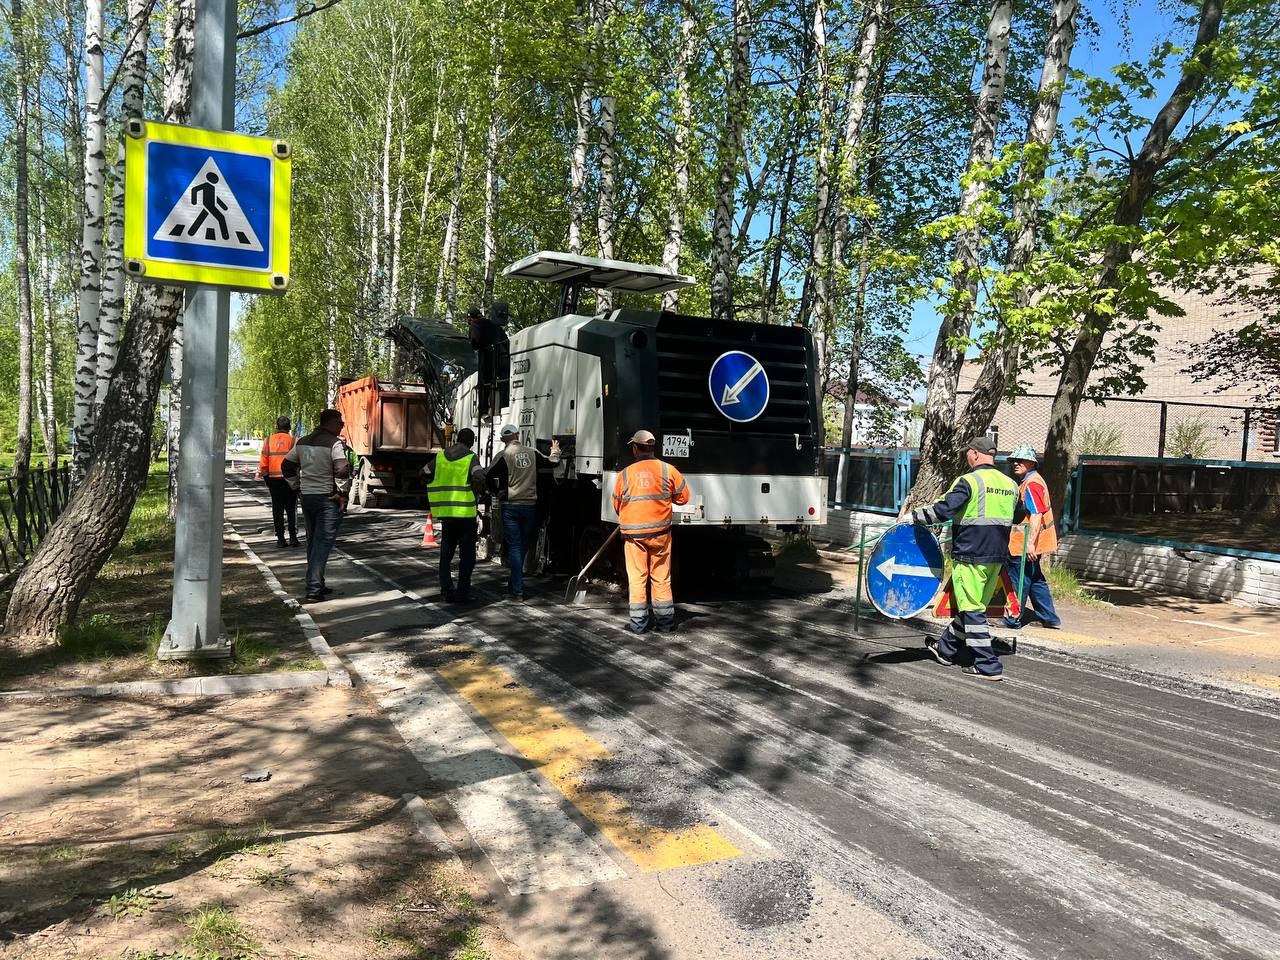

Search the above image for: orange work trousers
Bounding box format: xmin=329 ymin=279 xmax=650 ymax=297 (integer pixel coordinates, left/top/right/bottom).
xmin=623 ymin=533 xmax=675 ymax=631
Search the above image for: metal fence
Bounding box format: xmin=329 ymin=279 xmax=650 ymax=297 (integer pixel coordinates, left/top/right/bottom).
xmin=0 ymin=464 xmax=73 ymax=585
xmin=822 ymin=445 xmax=1280 ymax=561
xmin=1065 ymin=456 xmax=1280 ymax=559
xmin=962 ymin=391 xmax=1280 ymax=463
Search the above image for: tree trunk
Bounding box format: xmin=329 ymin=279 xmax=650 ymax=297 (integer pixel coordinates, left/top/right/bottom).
xmin=408 ymin=70 xmax=444 ymax=317
xmin=568 ymin=85 xmax=592 ymax=256
xmin=436 ymin=103 xmax=467 ymax=323
xmin=482 ymin=44 xmax=504 ymax=304
xmin=596 ymin=87 xmax=618 ymax=312
xmin=956 ymin=0 xmax=1079 ymax=443
xmin=96 ymin=0 xmax=150 ymax=420
xmin=903 ymin=0 xmax=1013 ymax=511
xmin=36 ymin=193 xmax=59 ymax=465
xmin=4 ymin=0 xmax=195 ymax=644
xmin=13 ymin=0 xmax=35 ymax=479
xmin=167 ymin=317 xmax=183 ymax=521
xmin=72 ymin=0 xmax=107 ymax=484
xmin=808 ymin=0 xmax=835 ymax=392
xmin=830 ymin=0 xmax=883 ymax=270
xmin=709 ymin=0 xmax=752 ymax=323
xmin=1041 ymin=0 xmax=1223 ymax=512
xmin=660 ymin=3 xmax=696 ymax=313
xmin=326 ymin=302 xmax=340 ymax=402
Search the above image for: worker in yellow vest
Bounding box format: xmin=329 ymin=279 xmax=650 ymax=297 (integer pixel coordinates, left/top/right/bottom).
xmin=1003 ymin=445 xmax=1062 ymax=630
xmin=259 ymin=416 xmax=299 ymax=548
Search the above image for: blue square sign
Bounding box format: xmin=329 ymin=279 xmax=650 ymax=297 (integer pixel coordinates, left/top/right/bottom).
xmin=145 ymin=141 xmax=273 ymax=271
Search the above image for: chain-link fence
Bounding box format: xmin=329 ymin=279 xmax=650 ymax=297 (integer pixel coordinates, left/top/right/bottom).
xmin=965 ymin=392 xmax=1280 ymax=463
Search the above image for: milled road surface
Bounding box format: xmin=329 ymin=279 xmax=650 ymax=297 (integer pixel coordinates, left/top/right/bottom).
xmin=227 ymin=478 xmax=1280 ymax=960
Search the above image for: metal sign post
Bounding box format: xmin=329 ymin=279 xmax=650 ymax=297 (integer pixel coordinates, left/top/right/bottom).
xmin=160 ymin=0 xmax=237 ymax=659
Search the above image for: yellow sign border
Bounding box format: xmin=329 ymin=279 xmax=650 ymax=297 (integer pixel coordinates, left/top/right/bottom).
xmin=124 ymin=120 xmax=290 ymax=293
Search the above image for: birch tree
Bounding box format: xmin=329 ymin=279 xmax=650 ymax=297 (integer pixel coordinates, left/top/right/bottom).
xmin=12 ymin=0 xmax=36 ymax=478
xmin=660 ymin=3 xmax=697 ymax=313
xmin=807 ymin=0 xmax=835 ymax=394
xmin=709 ymin=0 xmax=752 ymax=322
xmin=5 ymin=0 xmax=196 ymax=644
xmin=71 ymin=0 xmax=106 ymax=483
xmin=904 ymin=0 xmax=1013 ymax=508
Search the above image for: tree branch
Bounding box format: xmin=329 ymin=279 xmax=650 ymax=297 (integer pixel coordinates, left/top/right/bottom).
xmin=237 ymin=0 xmax=344 ymax=41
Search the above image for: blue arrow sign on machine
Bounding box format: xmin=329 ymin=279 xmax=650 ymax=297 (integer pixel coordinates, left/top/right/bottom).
xmin=865 ymin=522 xmax=946 ymax=619
xmin=708 ymin=350 xmax=770 ymax=423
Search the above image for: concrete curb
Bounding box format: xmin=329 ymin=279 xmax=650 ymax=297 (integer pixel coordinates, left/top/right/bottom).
xmin=0 ymin=670 xmax=332 ymax=701
xmin=225 ymin=521 xmax=352 ymax=688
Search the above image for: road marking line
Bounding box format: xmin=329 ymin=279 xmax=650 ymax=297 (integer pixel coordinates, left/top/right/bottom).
xmin=435 ymin=654 xmax=741 ymax=873
xmin=402 ymin=793 xmax=462 ymax=867
xmin=1172 ymin=618 xmax=1263 ymax=636
xmin=1019 ymin=627 xmax=1115 ymax=647
xmin=1222 ymin=672 xmax=1280 ymax=692
xmin=352 ymin=652 xmax=625 ymax=895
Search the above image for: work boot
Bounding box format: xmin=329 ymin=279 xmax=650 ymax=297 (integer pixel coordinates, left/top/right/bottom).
xmin=962 ymin=665 xmax=1004 ymax=681
xmin=289 ymin=536 xmax=301 ymax=548
xmin=276 ymin=537 xmax=287 ymax=548
xmin=925 ymin=638 xmax=954 ymax=666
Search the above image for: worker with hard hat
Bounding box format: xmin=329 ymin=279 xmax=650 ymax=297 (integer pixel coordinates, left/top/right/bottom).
xmin=910 ymin=435 xmax=1017 ymax=680
xmin=486 ymin=425 xmax=560 ymax=600
xmin=1003 ymin=444 xmax=1062 ymax=630
xmin=612 ymin=429 xmax=691 ymax=634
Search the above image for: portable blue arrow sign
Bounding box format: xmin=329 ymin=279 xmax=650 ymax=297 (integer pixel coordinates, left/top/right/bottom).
xmin=865 ymin=522 xmax=946 ymax=619
xmin=708 ymin=350 xmax=770 ymax=423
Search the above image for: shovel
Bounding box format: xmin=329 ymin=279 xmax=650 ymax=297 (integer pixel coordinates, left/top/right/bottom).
xmin=565 ymin=527 xmax=621 ymax=603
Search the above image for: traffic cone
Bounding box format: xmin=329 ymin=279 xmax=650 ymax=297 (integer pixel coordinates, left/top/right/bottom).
xmin=421 ymin=513 xmax=439 ymax=549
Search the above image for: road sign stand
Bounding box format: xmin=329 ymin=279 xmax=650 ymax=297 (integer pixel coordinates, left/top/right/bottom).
xmin=159 ymin=0 xmax=237 ymax=660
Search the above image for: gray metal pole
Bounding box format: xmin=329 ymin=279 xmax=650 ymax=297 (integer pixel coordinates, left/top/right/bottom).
xmin=161 ymin=0 xmax=237 ymax=659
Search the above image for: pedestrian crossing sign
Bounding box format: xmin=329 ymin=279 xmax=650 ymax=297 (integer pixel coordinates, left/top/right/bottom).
xmin=124 ymin=119 xmax=291 ymax=293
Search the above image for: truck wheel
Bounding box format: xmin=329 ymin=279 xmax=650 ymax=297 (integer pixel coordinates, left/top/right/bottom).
xmin=350 ymin=459 xmax=372 ymax=508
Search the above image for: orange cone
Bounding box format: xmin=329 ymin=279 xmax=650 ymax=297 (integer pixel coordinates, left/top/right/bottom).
xmin=421 ymin=513 xmax=439 ymax=549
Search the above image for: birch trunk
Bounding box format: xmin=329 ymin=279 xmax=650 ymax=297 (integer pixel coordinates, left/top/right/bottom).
xmin=904 ymin=0 xmax=1013 ymax=510
xmin=595 ymin=87 xmax=617 ymax=312
xmin=72 ymin=0 xmax=107 ymax=483
xmin=97 ymin=0 xmax=150 ymax=419
xmin=4 ymin=0 xmax=196 ymax=644
xmin=568 ymin=83 xmax=592 ymax=256
xmin=957 ymin=0 xmax=1079 ymax=441
xmin=13 ymin=0 xmax=35 ymax=478
xmin=661 ymin=4 xmax=696 ymax=313
xmin=1041 ymin=0 xmax=1223 ymax=512
xmin=482 ymin=45 xmax=504 ymax=304
xmin=379 ymin=41 xmax=397 ymax=324
xmin=710 ymin=0 xmax=752 ymax=323
xmin=167 ymin=318 xmax=183 ymax=521
xmin=409 ymin=71 xmax=444 ymax=316
xmin=327 ymin=303 xmax=340 ymax=401
xmin=808 ymin=0 xmax=835 ymax=398
xmin=36 ymin=195 xmax=59 ymax=464
xmin=436 ymin=103 xmax=468 ymax=323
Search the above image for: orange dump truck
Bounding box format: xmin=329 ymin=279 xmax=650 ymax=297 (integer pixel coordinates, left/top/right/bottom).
xmin=335 ymin=375 xmax=442 ymax=507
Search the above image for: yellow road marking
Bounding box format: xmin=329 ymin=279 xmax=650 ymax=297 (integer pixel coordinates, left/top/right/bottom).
xmin=1020 ymin=627 xmax=1115 ymax=647
xmin=1223 ymin=672 xmax=1280 ymax=692
xmin=436 ymin=655 xmax=740 ymax=873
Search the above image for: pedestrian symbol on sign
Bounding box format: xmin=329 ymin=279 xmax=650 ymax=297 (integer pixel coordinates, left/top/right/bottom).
xmin=153 ymin=157 xmax=263 ymax=252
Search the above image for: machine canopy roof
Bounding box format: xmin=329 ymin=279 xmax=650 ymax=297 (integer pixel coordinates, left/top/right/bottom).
xmin=502 ymin=251 xmax=695 ymax=294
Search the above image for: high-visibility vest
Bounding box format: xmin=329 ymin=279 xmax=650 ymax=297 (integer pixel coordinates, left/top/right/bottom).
xmin=954 ymin=467 xmax=1017 ymax=525
xmin=612 ymin=458 xmax=691 ymax=540
xmin=259 ymin=432 xmax=295 ymax=478
xmin=1009 ymin=470 xmax=1058 ymax=556
xmin=426 ymin=451 xmax=477 ymax=519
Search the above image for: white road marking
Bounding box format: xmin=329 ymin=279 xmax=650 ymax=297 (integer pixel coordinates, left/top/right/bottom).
xmin=352 ymin=651 xmax=626 ymax=895
xmin=1172 ymin=618 xmax=1263 ymax=636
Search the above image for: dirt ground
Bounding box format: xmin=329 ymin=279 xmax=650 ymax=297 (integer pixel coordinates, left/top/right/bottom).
xmin=0 ymin=686 xmax=524 ymax=960
xmin=0 ymin=538 xmax=317 ymax=692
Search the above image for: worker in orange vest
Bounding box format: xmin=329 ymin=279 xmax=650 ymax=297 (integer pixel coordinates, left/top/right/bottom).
xmin=1003 ymin=445 xmax=1061 ymax=629
xmin=259 ymin=416 xmax=300 ymax=548
xmin=612 ymin=429 xmax=690 ymax=634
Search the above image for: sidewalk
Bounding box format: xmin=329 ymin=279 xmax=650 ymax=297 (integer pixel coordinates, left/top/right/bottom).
xmin=776 ymin=549 xmax=1280 ymax=701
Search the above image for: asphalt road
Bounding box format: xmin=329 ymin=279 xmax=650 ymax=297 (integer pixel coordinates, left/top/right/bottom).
xmin=227 ymin=480 xmax=1280 ymax=960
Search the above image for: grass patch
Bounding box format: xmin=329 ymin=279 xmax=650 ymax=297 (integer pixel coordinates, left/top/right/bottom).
xmin=447 ymin=925 xmax=489 ymax=960
xmin=1046 ymin=562 xmax=1103 ymax=606
xmin=773 ymin=533 xmax=818 ymax=561
xmin=182 ymin=903 xmax=260 ymax=958
xmin=245 ymin=864 xmax=294 ymax=887
xmin=100 ymin=886 xmax=170 ymax=919
xmin=35 ymin=842 xmax=83 ymax=865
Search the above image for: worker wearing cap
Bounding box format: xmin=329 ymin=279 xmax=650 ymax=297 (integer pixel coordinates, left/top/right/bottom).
xmin=486 ymin=425 xmax=560 ymax=600
xmin=910 ymin=435 xmax=1017 ymax=680
xmin=1003 ymin=445 xmax=1062 ymax=630
xmin=612 ymin=430 xmax=691 ymax=634
xmin=258 ymin=416 xmax=299 ymax=548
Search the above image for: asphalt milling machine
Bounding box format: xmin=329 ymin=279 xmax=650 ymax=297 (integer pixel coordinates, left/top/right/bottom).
xmin=385 ymin=251 xmax=828 ymax=588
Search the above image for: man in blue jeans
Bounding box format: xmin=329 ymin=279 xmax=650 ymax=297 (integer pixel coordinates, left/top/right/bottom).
xmin=281 ymin=409 xmax=352 ymax=603
xmin=485 ymin=425 xmax=559 ymax=600
xmin=1003 ymin=445 xmax=1062 ymax=629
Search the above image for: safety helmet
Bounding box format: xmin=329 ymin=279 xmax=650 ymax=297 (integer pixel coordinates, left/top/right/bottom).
xmin=1009 ymin=444 xmax=1038 ymax=463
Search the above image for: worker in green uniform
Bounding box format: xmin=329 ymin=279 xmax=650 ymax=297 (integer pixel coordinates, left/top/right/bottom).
xmin=910 ymin=435 xmax=1017 ymax=680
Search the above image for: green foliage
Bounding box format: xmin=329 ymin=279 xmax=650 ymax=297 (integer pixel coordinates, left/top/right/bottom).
xmin=100 ymin=886 xmax=170 ymax=919
xmin=1072 ymin=422 xmax=1124 ymax=456
xmin=1167 ymin=415 xmax=1215 ymax=459
xmin=1046 ymin=561 xmax=1101 ymax=607
xmin=181 ymin=904 xmax=261 ymax=959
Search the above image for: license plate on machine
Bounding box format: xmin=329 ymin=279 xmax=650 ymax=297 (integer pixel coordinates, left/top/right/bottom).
xmin=662 ymin=435 xmax=690 ymax=458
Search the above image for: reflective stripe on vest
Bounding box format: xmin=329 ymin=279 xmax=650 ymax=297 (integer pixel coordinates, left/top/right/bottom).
xmin=427 ymin=451 xmax=477 ymax=518
xmin=616 ymin=460 xmax=676 ymax=538
xmin=261 ymin=432 xmax=295 ymax=478
xmin=955 ymin=468 xmax=1017 ymax=526
xmin=1009 ymin=471 xmax=1059 ymax=556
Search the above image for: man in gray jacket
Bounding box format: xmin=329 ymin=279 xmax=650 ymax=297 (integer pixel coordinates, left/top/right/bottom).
xmin=485 ymin=425 xmax=559 ymax=600
xmin=282 ymin=409 xmax=352 ymax=602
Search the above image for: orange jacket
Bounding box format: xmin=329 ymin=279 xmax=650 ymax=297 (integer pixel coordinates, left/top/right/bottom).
xmin=259 ymin=432 xmax=296 ymax=479
xmin=612 ymin=458 xmax=690 ymax=539
xmin=1009 ymin=470 xmax=1058 ymax=557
